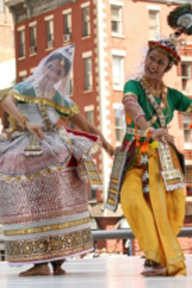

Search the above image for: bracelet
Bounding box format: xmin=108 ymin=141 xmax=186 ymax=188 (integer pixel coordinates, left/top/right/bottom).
xmin=145 ymin=127 xmax=156 ymax=138
xmin=122 ymin=96 xmax=137 ymax=105
xmin=19 ymin=114 xmax=29 ymax=128
xmin=134 ymin=113 xmax=145 ymax=123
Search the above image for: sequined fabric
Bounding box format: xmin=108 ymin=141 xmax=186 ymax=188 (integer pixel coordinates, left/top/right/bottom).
xmin=0 ymin=106 xmax=100 ymax=265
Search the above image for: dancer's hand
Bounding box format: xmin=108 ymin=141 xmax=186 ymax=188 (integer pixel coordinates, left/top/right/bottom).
xmin=26 ymin=122 xmax=45 ymax=140
xmin=151 ymin=128 xmax=174 ymax=144
xmin=104 ymin=142 xmax=115 ymax=157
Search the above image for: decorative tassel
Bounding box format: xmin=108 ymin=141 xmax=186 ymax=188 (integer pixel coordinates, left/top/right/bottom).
xmin=126 ymin=114 xmax=132 ymax=124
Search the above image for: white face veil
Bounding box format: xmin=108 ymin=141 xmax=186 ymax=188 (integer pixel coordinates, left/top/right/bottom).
xmin=25 ymin=45 xmax=75 ymax=105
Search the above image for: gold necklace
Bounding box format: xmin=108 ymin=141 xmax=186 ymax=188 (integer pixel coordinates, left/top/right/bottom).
xmin=143 ymin=76 xmax=164 ymax=97
xmin=142 ymin=76 xmax=166 ymax=109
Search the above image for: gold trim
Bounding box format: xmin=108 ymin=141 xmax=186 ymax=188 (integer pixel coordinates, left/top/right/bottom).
xmin=123 ymin=92 xmax=138 ymax=99
xmin=8 ymin=92 xmax=80 ymax=118
xmin=7 ymin=242 xmax=93 ymax=263
xmin=5 ymin=230 xmax=93 ymax=263
xmin=4 ymin=217 xmax=90 ymax=236
xmin=0 ymin=161 xmax=70 ymax=183
xmin=184 ymin=102 xmax=192 ymax=114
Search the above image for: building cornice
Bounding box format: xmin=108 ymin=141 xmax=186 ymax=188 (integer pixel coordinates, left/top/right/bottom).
xmin=6 ymin=0 xmax=77 ymax=23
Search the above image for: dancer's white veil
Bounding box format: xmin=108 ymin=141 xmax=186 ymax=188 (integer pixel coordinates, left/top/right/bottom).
xmin=19 ymin=45 xmax=75 ymax=105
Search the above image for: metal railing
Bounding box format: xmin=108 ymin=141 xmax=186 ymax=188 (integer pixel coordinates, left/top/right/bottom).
xmin=0 ymin=228 xmax=191 ymax=261
xmin=92 ymin=227 xmax=192 ymax=240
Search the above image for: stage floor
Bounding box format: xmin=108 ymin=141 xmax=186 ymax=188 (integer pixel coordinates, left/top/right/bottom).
xmin=0 ymin=255 xmax=192 ymax=288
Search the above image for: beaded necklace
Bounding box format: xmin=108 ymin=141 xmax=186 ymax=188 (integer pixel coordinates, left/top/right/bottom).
xmin=139 ymin=76 xmax=184 ymax=191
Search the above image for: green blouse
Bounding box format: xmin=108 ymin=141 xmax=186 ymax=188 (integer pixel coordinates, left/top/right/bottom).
xmin=124 ymin=80 xmax=192 ymax=141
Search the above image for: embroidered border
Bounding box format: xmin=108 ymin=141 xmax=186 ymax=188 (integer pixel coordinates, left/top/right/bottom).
xmin=6 ymin=229 xmax=93 ymax=263
xmin=4 ymin=217 xmax=90 ymax=236
xmin=5 ymin=91 xmax=79 ymax=119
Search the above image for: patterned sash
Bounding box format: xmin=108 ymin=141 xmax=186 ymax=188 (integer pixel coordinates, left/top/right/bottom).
xmin=139 ymin=77 xmax=184 ymax=191
xmin=23 ymin=84 xmax=49 ymax=156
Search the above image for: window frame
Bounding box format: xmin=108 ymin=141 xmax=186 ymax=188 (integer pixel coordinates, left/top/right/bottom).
xmin=45 ymin=17 xmax=54 ymax=50
xmin=18 ymin=28 xmax=26 ymax=59
xmin=82 ymin=5 xmax=91 ymax=38
xmin=83 ymin=56 xmax=93 ymax=91
xmin=111 ymin=4 xmax=123 ymax=36
xmin=183 ymin=113 xmax=192 ymax=149
xmin=114 ymin=104 xmax=126 ymax=144
xmin=181 ymin=62 xmax=191 ymax=93
xmin=69 ymin=69 xmax=74 ymax=96
xmin=85 ymin=106 xmax=94 ymax=125
xmin=148 ymin=9 xmax=160 ymax=41
xmin=112 ymin=53 xmax=125 ymax=90
xmin=29 ymin=24 xmax=37 ymax=54
xmin=63 ymin=10 xmax=72 ymax=43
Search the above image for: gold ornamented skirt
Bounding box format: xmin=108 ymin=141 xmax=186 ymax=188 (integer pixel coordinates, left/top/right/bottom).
xmin=0 ymin=127 xmax=101 ymax=265
xmin=121 ymin=146 xmax=186 ymax=276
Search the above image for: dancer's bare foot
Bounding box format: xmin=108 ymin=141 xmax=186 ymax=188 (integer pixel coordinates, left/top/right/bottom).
xmin=19 ymin=264 xmax=51 ymax=277
xmin=51 ymin=260 xmax=66 ymax=276
xmin=141 ymin=259 xmax=166 ymax=277
xmin=141 ymin=266 xmax=166 ymax=277
xmin=53 ymin=265 xmax=66 ymax=275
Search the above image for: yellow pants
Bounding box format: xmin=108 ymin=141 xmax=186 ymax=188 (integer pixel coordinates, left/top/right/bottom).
xmin=120 ymin=147 xmax=186 ymax=276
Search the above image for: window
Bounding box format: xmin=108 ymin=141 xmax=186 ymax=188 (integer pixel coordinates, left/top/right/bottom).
xmin=82 ymin=6 xmax=90 ymax=37
xmin=111 ymin=5 xmax=122 ymax=34
xmin=19 ymin=71 xmax=27 ymax=82
xmin=187 ymin=186 xmax=192 ymax=196
xmin=148 ymin=10 xmax=159 ymax=40
xmin=19 ymin=75 xmax=26 ymax=82
xmin=30 ymin=67 xmax=36 ymax=75
xmin=18 ymin=30 xmax=25 ymax=58
xmin=86 ymin=110 xmax=94 ymax=125
xmin=84 ymin=57 xmax=92 ymax=90
xmin=63 ymin=12 xmax=72 ymax=43
xmin=186 ymin=166 xmax=192 ymax=186
xmin=30 ymin=25 xmax=37 ymax=54
xmin=183 ymin=114 xmax=192 ymax=144
xmin=112 ymin=55 xmax=124 ymax=89
xmin=181 ymin=62 xmax=191 ymax=92
xmin=115 ymin=109 xmax=125 ymax=143
xmin=46 ymin=20 xmax=54 ymax=49
xmin=0 ymin=0 xmax=4 ymax=13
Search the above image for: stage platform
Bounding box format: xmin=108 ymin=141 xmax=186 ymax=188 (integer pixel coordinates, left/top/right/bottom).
xmin=0 ymin=255 xmax=192 ymax=288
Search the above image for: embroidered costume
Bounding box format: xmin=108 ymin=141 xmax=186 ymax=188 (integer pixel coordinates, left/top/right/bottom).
xmin=106 ymin=4 xmax=192 ymax=276
xmin=0 ymin=46 xmax=101 ymax=265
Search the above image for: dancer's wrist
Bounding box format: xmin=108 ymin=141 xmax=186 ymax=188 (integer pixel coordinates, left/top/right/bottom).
xmin=145 ymin=127 xmax=156 ymax=138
